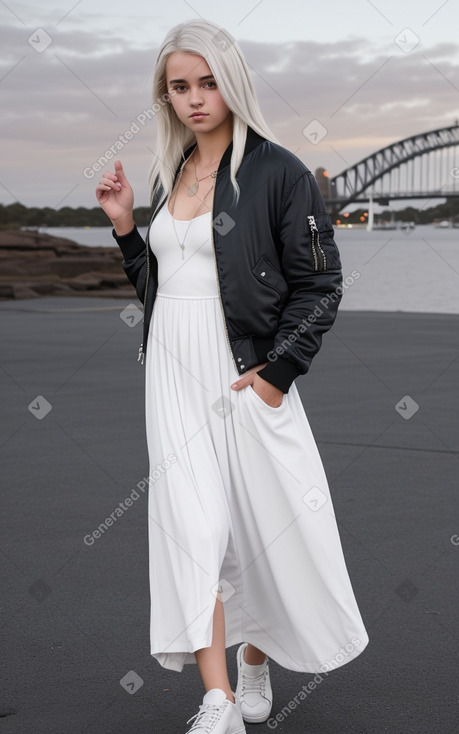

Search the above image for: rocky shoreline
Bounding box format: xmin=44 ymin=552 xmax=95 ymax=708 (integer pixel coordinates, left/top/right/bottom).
xmin=0 ymin=229 xmax=136 ymax=300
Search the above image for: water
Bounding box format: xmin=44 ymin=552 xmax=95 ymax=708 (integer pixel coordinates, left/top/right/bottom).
xmin=37 ymin=226 xmax=147 ymax=249
xmin=40 ymin=225 xmax=459 ymax=314
xmin=335 ymin=225 xmax=459 ymax=314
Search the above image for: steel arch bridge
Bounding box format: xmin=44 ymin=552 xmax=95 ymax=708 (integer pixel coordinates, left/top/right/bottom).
xmin=326 ymin=123 xmax=459 ymax=209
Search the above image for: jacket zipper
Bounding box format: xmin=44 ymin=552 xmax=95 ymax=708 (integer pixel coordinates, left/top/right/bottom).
xmin=307 ymin=215 xmax=326 ymax=272
xmin=138 ymin=198 xmax=165 ymax=364
xmin=210 ymin=216 xmax=239 ymax=374
xmin=139 ymin=181 xmax=238 ymax=373
xmin=137 ymin=237 xmax=150 ymax=365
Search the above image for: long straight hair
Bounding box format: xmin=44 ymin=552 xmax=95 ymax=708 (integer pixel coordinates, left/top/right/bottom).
xmin=148 ymin=19 xmax=281 ymax=206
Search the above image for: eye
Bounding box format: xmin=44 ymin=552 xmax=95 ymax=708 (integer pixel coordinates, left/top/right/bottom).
xmin=204 ymin=81 xmax=217 ymax=88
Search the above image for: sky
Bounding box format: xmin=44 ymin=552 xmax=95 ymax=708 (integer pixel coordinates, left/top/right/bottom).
xmin=1 ymin=0 xmax=459 ymax=209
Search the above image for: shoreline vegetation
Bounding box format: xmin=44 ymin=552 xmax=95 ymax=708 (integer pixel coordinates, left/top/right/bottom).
xmin=0 ymin=199 xmax=458 ymax=229
xmin=1 ymin=195 xmax=458 ymax=301
xmin=0 ymin=203 xmax=152 ymax=230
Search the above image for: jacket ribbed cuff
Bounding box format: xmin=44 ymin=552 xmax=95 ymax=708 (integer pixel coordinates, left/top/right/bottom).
xmin=111 ymin=225 xmax=145 ymax=260
xmin=111 ymin=224 xmax=137 ymax=240
xmin=256 ymin=356 xmax=303 ymax=393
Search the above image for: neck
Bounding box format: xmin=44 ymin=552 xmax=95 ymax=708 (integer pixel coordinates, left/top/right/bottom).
xmin=192 ymin=117 xmax=233 ymax=169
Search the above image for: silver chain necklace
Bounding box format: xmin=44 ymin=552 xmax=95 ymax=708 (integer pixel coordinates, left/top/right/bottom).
xmin=171 ymin=176 xmax=215 ymax=260
xmin=188 ymin=148 xmax=219 ymax=196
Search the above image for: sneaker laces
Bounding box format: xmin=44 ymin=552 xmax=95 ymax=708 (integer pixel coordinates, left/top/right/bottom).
xmin=186 ymin=700 xmax=228 ymax=732
xmin=241 ymin=667 xmax=268 ymax=696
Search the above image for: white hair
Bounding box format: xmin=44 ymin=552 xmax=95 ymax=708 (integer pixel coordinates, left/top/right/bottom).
xmin=148 ymin=18 xmax=282 ymax=206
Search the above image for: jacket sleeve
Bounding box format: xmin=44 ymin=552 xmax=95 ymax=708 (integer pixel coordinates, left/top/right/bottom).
xmin=111 ymin=225 xmax=148 ymax=304
xmin=256 ymin=170 xmax=343 ymax=393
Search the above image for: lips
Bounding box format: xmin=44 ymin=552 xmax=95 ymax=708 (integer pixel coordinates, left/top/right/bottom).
xmin=190 ymin=113 xmax=208 ymax=118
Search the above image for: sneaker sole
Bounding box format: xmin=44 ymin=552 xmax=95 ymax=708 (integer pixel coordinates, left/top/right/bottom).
xmin=241 ymin=710 xmax=271 ymax=724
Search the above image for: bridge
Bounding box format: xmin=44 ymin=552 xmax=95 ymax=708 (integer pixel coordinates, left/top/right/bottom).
xmin=322 ymin=123 xmax=459 ymax=210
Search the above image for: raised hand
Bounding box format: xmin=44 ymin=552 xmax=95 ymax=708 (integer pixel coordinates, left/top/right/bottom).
xmin=95 ymin=160 xmax=135 ymax=235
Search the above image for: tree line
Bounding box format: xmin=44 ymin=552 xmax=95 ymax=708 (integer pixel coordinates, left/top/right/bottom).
xmin=330 ymin=200 xmax=459 ymax=225
xmin=0 ymin=203 xmax=152 ymax=229
xmin=0 ymin=199 xmax=458 ymax=229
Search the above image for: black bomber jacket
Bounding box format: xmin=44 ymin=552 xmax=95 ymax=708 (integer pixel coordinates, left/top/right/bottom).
xmin=112 ymin=125 xmax=343 ymax=393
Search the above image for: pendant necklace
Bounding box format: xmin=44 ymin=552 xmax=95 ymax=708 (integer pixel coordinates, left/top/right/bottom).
xmin=187 ymin=148 xmax=219 ymax=196
xmin=171 ymin=176 xmax=215 ymax=260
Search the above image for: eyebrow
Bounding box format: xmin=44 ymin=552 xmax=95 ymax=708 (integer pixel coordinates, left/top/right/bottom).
xmin=168 ymin=75 xmax=215 ymax=84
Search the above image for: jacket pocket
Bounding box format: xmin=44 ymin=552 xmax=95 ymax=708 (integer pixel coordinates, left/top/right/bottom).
xmin=306 ymin=213 xmax=341 ymax=272
xmin=251 ymin=255 xmax=289 ymax=297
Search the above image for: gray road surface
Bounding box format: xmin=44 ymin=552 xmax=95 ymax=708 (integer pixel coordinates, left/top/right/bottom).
xmin=0 ymin=298 xmax=458 ymax=734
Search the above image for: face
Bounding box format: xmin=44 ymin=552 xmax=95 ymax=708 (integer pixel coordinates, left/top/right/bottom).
xmin=165 ymin=51 xmax=232 ymax=134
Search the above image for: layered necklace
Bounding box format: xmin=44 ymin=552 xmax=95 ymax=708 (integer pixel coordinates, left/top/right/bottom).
xmin=170 ymin=147 xmax=220 ymax=260
xmin=186 ymin=146 xmax=219 ymax=196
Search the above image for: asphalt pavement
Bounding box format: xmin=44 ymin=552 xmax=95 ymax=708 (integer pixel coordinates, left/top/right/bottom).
xmin=0 ymin=297 xmax=458 ymax=734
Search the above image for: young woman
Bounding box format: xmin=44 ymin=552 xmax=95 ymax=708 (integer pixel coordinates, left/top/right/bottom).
xmin=96 ymin=18 xmax=369 ymax=734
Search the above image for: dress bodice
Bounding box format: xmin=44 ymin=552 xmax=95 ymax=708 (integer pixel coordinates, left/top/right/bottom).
xmin=148 ymin=200 xmax=217 ymax=297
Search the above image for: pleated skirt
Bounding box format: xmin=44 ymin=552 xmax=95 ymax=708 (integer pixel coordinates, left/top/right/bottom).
xmin=144 ymin=291 xmax=369 ymax=673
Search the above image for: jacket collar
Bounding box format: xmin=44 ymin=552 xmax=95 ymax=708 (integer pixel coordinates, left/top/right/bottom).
xmin=177 ymin=124 xmax=267 ymax=179
xmin=151 ymin=125 xmax=267 ymax=214
xmin=221 ymin=124 xmax=267 ymax=170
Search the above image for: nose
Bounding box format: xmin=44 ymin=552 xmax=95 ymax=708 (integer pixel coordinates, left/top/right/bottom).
xmin=189 ymin=85 xmax=204 ymax=107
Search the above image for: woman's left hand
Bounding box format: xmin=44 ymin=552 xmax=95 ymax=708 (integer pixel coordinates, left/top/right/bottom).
xmin=230 ymin=363 xmax=284 ymax=408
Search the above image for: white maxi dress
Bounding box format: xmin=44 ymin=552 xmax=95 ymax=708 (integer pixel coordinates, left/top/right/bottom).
xmin=145 ymin=198 xmax=369 ymax=674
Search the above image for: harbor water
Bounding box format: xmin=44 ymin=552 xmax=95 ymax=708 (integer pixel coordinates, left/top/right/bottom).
xmin=40 ymin=224 xmax=459 ymax=314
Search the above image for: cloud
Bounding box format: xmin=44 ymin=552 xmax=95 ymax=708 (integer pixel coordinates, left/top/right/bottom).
xmin=1 ymin=17 xmax=458 ymax=207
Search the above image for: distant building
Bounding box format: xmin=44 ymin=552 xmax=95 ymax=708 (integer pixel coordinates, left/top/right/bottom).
xmin=315 ymin=167 xmax=330 ymax=199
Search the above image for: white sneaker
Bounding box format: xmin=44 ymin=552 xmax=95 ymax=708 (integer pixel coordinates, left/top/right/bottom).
xmin=235 ymin=643 xmax=273 ymax=724
xmin=185 ymin=688 xmax=246 ymax=734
